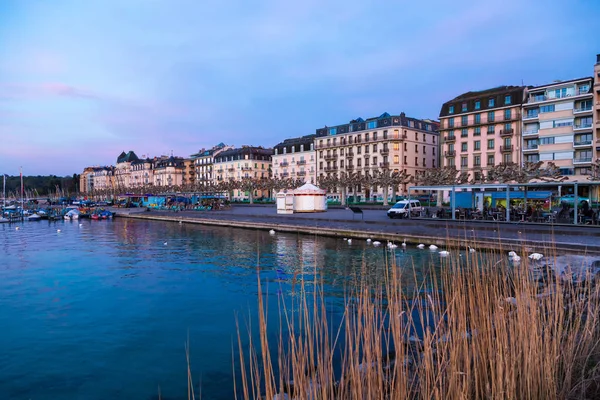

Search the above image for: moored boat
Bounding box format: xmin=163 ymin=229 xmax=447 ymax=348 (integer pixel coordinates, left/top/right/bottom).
xmin=27 ymin=213 xmax=42 ymax=221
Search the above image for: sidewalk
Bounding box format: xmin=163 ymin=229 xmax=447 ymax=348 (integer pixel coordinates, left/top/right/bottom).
xmin=114 ymin=205 xmax=600 ymax=256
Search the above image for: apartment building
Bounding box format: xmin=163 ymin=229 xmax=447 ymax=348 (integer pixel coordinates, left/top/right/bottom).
xmin=191 ymin=143 xmax=232 ymax=188
xmin=130 ymin=158 xmax=154 ymax=188
xmin=594 ymin=54 xmax=600 ymax=161
xmin=272 ymin=135 xmax=316 ymax=184
xmin=91 ymin=167 xmax=114 ymax=192
xmin=153 ymin=156 xmax=185 ymax=187
xmin=114 ymin=151 xmax=140 ymax=189
xmin=439 ymin=86 xmax=526 ymax=182
xmin=314 ymin=112 xmax=439 ymax=199
xmin=522 ymin=77 xmax=594 ymax=179
xmin=213 ymin=146 xmax=273 ymax=200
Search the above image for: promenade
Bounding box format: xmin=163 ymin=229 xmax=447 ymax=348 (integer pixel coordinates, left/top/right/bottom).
xmin=115 ymin=205 xmax=600 ymax=256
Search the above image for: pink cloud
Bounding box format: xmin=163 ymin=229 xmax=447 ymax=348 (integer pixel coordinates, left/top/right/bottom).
xmin=0 ymin=82 xmax=100 ymax=100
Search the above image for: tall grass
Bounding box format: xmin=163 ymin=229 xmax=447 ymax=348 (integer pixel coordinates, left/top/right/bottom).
xmin=235 ymin=246 xmax=600 ymax=399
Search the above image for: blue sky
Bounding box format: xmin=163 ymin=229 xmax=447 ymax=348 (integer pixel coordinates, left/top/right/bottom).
xmin=0 ymin=0 xmax=598 ymax=176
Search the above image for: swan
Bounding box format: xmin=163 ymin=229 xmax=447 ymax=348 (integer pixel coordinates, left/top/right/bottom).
xmin=468 ymin=246 xmax=476 ymax=253
xmin=347 ymin=238 xmax=352 ymax=244
xmin=163 ymin=241 xmax=167 ymax=245
xmin=439 ymin=250 xmax=450 ymax=257
xmin=509 ymin=254 xmax=521 ymax=263
xmin=15 ymin=227 xmax=20 ymax=230
xmin=79 ymin=223 xmax=83 ymax=227
xmin=528 ymin=253 xmax=543 ymax=261
xmin=57 ymin=229 xmax=61 ymax=233
xmin=269 ymin=229 xmax=276 ymax=235
xmin=178 ymin=220 xmax=183 ymax=224
xmin=366 ymin=238 xmax=372 ymax=243
xmin=417 ymin=244 xmax=425 ymax=249
xmin=429 ymin=245 xmax=438 ymax=250
xmin=372 ymin=241 xmax=381 ymax=246
xmin=508 ymin=251 xmax=518 ymax=258
xmin=401 ymin=239 xmax=407 ymax=247
xmin=388 ymin=243 xmax=398 ymax=250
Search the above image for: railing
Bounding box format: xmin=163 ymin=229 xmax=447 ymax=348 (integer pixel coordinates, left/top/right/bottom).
xmin=574 ymin=140 xmax=592 ymax=146
xmin=444 ymin=135 xmax=456 ymax=141
xmin=324 ymin=166 xmax=338 ymax=172
xmin=500 ymin=145 xmax=513 ymax=152
xmin=241 ymin=167 xmax=252 ymax=171
xmin=444 ymin=151 xmax=456 ymax=157
xmin=297 ymin=171 xmax=306 ymax=176
xmin=574 ymin=123 xmax=593 ymax=129
xmin=346 ymin=152 xmax=354 ymax=157
xmin=324 ymin=154 xmax=337 ymax=160
xmin=524 ymin=144 xmax=538 ymax=150
xmin=279 ymin=162 xmax=289 ymax=167
xmin=379 ymin=162 xmax=390 ymax=168
xmin=380 ymin=148 xmax=389 ymax=155
xmin=500 ymin=129 xmax=514 ymax=136
xmin=523 ymin=129 xmax=539 ymax=136
xmin=227 ymin=167 xmax=235 ymax=172
xmin=574 ymin=106 xmax=593 ymax=113
xmin=281 ymin=172 xmax=289 ymax=177
xmin=346 ymin=165 xmax=354 ymax=170
xmin=524 ymin=113 xmax=539 ymax=119
xmin=574 ymin=157 xmax=593 ymax=164
xmin=296 ymin=160 xmax=306 ymax=165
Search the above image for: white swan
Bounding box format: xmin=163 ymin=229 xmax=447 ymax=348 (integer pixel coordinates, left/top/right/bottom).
xmin=163 ymin=241 xmax=167 ymax=245
xmin=439 ymin=250 xmax=450 ymax=257
xmin=429 ymin=245 xmax=438 ymax=251
xmin=372 ymin=241 xmax=381 ymax=246
xmin=417 ymin=244 xmax=425 ymax=249
xmin=269 ymin=229 xmax=276 ymax=235
xmin=15 ymin=227 xmax=20 ymax=231
xmin=347 ymin=238 xmax=352 ymax=244
xmin=528 ymin=253 xmax=543 ymax=261
xmin=508 ymin=251 xmax=518 ymax=258
xmin=366 ymin=238 xmax=372 ymax=243
xmin=468 ymin=246 xmax=476 ymax=253
xmin=57 ymin=229 xmax=61 ymax=233
xmin=388 ymin=243 xmax=398 ymax=250
xmin=401 ymin=239 xmax=407 ymax=247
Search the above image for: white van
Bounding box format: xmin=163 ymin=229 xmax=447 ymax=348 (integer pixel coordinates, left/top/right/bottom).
xmin=387 ymin=200 xmax=423 ymax=219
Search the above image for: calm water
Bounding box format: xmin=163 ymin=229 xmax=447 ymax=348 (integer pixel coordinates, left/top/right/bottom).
xmin=0 ymin=218 xmax=438 ymax=399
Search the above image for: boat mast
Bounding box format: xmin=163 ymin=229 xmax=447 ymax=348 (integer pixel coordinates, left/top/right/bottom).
xmin=2 ymin=173 xmax=5 ymax=209
xmin=20 ymin=166 xmax=24 ymax=220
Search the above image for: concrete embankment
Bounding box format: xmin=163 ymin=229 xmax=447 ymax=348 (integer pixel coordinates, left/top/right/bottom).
xmin=112 ymin=206 xmax=600 ymax=256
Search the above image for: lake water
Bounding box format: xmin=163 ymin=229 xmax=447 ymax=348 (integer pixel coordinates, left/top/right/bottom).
xmin=0 ymin=218 xmax=441 ymax=399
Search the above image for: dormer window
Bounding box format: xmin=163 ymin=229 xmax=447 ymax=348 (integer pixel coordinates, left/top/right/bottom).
xmin=488 ymin=98 xmax=495 ymax=107
xmin=505 ymin=95 xmax=512 ymax=105
xmin=475 ymin=100 xmax=481 ymax=110
xmin=448 ymin=105 xmax=454 ymax=114
xmin=461 ymin=102 xmax=467 ymax=112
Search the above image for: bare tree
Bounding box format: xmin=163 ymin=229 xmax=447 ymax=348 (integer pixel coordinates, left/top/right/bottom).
xmin=487 ymin=161 xmax=568 ymax=184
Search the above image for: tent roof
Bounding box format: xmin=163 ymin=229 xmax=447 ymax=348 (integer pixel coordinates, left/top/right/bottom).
xmin=292 ymin=183 xmax=326 ymax=195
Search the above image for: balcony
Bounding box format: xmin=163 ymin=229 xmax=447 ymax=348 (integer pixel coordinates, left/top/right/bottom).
xmin=241 ymin=166 xmax=252 ymax=171
xmin=574 ymin=157 xmax=593 ymax=164
xmin=324 ymin=166 xmax=338 ymax=173
xmin=380 ymin=148 xmax=389 ymax=155
xmin=297 ymin=171 xmax=306 ymax=176
xmin=523 ymin=129 xmax=539 ymax=136
xmin=346 ymin=165 xmax=354 ymax=170
xmin=574 ymin=106 xmax=593 ymax=114
xmin=379 ymin=162 xmax=390 ymax=168
xmin=528 ymin=95 xmax=547 ymax=103
xmin=227 ymin=167 xmax=235 ymax=172
xmin=324 ymin=154 xmax=337 ymax=161
xmin=500 ymin=129 xmax=514 ymax=137
xmin=445 ymin=150 xmax=456 ymax=157
xmin=444 ymin=135 xmax=456 ymax=142
xmin=279 ymin=162 xmax=289 ymax=167
xmin=281 ymin=172 xmax=289 ymax=177
xmin=363 ymin=153 xmax=370 ymax=158
xmin=346 ymin=152 xmax=354 ymax=158
xmin=574 ymin=123 xmax=593 ymax=130
xmin=574 ymin=140 xmax=593 ymax=147
xmin=523 ymin=113 xmax=539 ymax=121
xmin=500 ymin=145 xmax=514 ymax=152
xmin=296 ymin=160 xmax=306 ymax=165
xmin=523 ymin=144 xmax=539 ymax=152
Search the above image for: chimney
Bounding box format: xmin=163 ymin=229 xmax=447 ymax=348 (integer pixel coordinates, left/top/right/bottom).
xmin=596 ymin=54 xmax=600 ymax=64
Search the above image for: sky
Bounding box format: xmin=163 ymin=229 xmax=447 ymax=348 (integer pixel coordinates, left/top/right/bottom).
xmin=0 ymin=0 xmax=598 ymax=176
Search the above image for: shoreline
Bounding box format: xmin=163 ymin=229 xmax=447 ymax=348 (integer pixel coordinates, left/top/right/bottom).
xmin=114 ymin=206 xmax=600 ymax=256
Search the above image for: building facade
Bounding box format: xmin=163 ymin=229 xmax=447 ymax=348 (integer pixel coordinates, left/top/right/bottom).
xmin=522 ymin=77 xmax=594 ymax=179
xmin=315 ymin=112 xmax=439 ymax=200
xmin=213 ymin=146 xmax=273 ymax=200
xmin=272 ymin=135 xmax=316 ymax=184
xmin=130 ymin=158 xmax=154 ymax=189
xmin=114 ymin=151 xmax=140 ymax=190
xmin=153 ymin=156 xmax=185 ymax=188
xmin=91 ymin=167 xmax=114 ymax=192
xmin=594 ymin=54 xmax=600 ymax=162
xmin=191 ymin=143 xmax=232 ymax=188
xmin=439 ymin=86 xmax=526 ymax=182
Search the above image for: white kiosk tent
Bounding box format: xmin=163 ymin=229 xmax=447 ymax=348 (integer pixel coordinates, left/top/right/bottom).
xmin=408 ymin=181 xmax=600 ymax=225
xmin=292 ymin=183 xmax=327 ymax=212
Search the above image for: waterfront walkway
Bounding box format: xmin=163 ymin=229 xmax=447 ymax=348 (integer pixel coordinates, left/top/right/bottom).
xmin=115 ymin=205 xmax=600 ymax=255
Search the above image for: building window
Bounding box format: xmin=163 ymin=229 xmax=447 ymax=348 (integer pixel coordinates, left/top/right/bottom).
xmin=487 ymin=154 xmax=495 ymax=166
xmin=367 ymin=121 xmax=377 ymax=129
xmin=415 ymin=157 xmax=418 ymax=166
xmin=504 ymin=123 xmax=511 ymax=131
xmin=487 ymin=139 xmax=495 ymax=149
xmin=474 ymin=127 xmax=481 ymax=136
xmin=504 ymin=137 xmax=511 ymax=147
xmin=404 ymin=143 xmax=407 ymax=151
xmin=449 ymin=105 xmax=454 ymax=114
xmin=422 ymin=145 xmax=426 ymax=154
xmin=540 ymin=104 xmax=555 ymax=113
xmin=461 ymin=129 xmax=468 ymax=137
xmin=461 ymin=142 xmax=468 ymax=152
xmin=448 ymin=118 xmax=455 ymax=128
xmin=475 ymin=100 xmax=481 ymax=110
xmin=461 ymin=157 xmax=468 ymax=167
xmin=504 ymin=109 xmax=511 ymax=120
xmin=329 ymin=127 xmax=337 ymax=135
xmin=503 ymin=153 xmax=512 ymax=163
xmin=414 ymin=144 xmax=418 ymax=153
xmin=394 ymin=155 xmax=399 ymax=163
xmin=505 ymin=95 xmax=512 ymax=105
xmin=462 ymin=102 xmax=467 ymax=112
xmin=474 ymin=155 xmax=481 ymax=167
xmin=487 ymin=125 xmax=495 ymax=134
xmin=403 ymin=156 xmax=407 ymax=164
xmin=373 ymin=132 xmax=378 ymax=140
xmin=475 ymin=113 xmax=481 ymax=124
xmin=488 ymin=111 xmax=495 ymax=122
xmin=383 ymin=131 xmax=388 ymax=139
xmin=539 ymin=137 xmax=555 ymax=145
xmin=461 ymin=115 xmax=468 ymax=126
xmin=474 ymin=140 xmax=481 ymax=151
xmin=488 ymin=98 xmax=495 ymax=107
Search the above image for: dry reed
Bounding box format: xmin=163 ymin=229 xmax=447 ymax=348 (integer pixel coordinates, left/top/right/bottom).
xmin=235 ymin=244 xmax=600 ymax=399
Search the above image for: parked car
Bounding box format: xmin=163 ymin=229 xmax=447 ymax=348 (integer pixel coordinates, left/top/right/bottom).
xmin=559 ymin=195 xmax=590 ymax=206
xmin=387 ymin=200 xmax=423 ymax=219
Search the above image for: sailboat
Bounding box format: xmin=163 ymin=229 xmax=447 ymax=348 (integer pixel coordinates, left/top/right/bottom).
xmin=1 ymin=174 xmax=9 ymax=223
